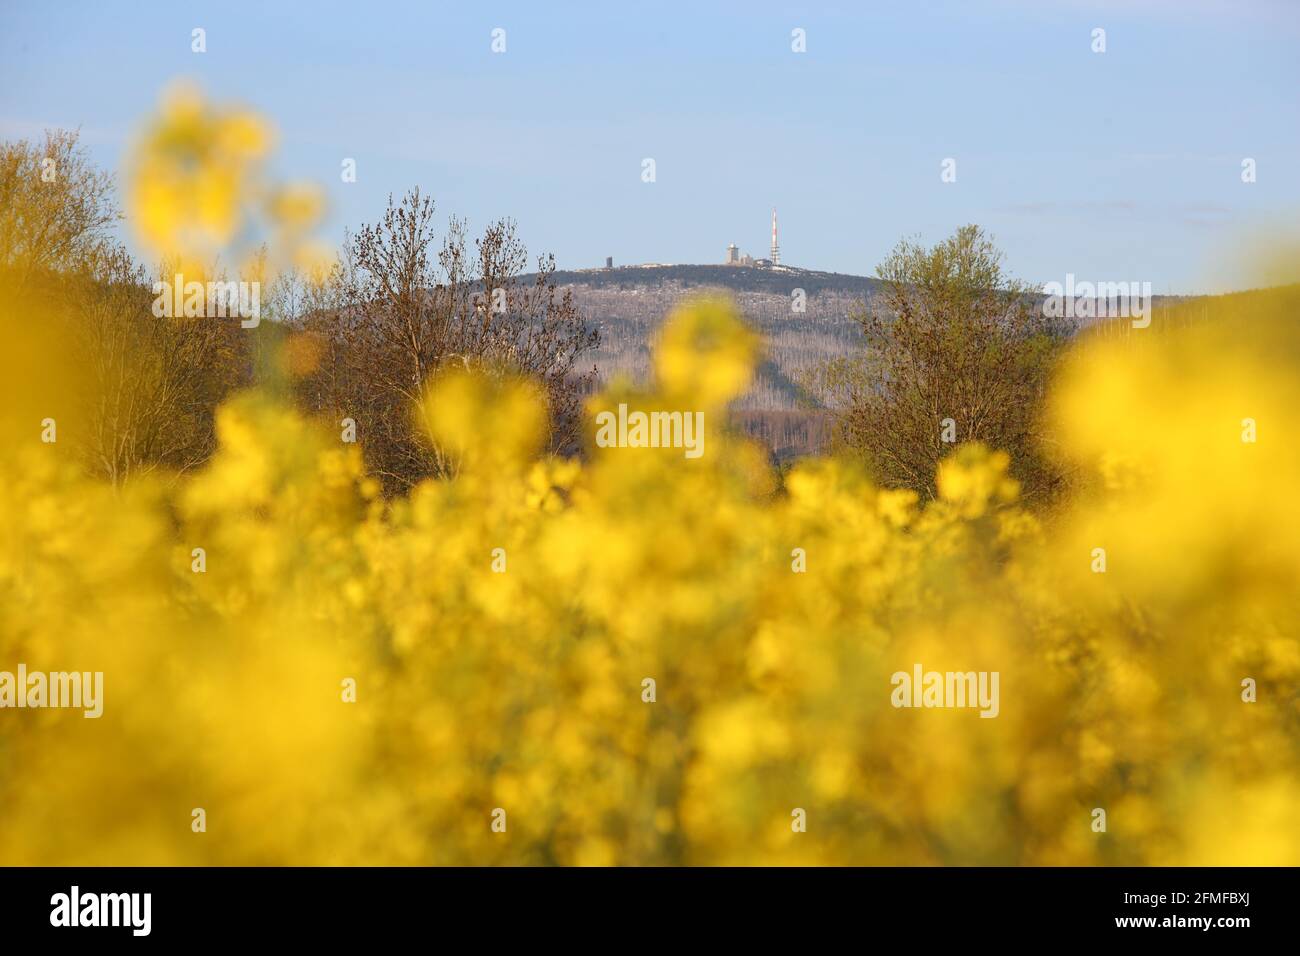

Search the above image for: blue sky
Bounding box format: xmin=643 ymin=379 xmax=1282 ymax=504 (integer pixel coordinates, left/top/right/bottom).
xmin=2 ymin=0 xmax=1298 ymax=292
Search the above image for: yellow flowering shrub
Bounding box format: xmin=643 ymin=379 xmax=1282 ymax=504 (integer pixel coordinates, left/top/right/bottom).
xmin=1 ymin=94 xmax=1296 ymax=866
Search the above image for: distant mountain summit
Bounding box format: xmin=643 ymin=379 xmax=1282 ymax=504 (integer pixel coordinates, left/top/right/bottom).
xmin=544 ymin=263 xmax=886 ymax=299
xmin=527 ymin=263 xmax=881 ymax=415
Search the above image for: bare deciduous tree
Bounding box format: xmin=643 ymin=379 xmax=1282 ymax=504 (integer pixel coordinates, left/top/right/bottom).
xmin=3 ymin=131 xmax=248 ymax=485
xmin=0 ymin=130 xmax=118 ymax=292
xmin=299 ymin=189 xmax=598 ymax=493
xmin=69 ymin=247 xmax=249 ymax=486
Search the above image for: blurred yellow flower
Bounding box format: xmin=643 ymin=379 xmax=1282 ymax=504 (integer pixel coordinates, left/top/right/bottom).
xmin=655 ymin=296 xmax=760 ymax=407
